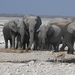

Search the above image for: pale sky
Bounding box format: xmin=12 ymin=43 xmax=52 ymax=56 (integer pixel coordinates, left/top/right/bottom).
xmin=0 ymin=0 xmax=75 ymax=16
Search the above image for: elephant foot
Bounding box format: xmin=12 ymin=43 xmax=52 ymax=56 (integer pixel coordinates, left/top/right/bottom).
xmin=11 ymin=47 xmax=15 ymax=50
xmin=17 ymin=48 xmax=21 ymax=50
xmin=60 ymin=48 xmax=65 ymax=51
xmin=60 ymin=50 xmax=65 ymax=51
xmin=54 ymin=51 xmax=59 ymax=52
xmin=54 ymin=49 xmax=59 ymax=52
xmin=26 ymin=48 xmax=29 ymax=52
xmin=5 ymin=47 xmax=8 ymax=49
xmin=67 ymin=50 xmax=74 ymax=54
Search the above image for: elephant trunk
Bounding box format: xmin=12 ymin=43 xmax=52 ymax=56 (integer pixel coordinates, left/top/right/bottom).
xmin=17 ymin=28 xmax=25 ymax=49
xmin=29 ymin=32 xmax=34 ymax=50
xmin=20 ymin=31 xmax=25 ymax=48
xmin=41 ymin=37 xmax=45 ymax=49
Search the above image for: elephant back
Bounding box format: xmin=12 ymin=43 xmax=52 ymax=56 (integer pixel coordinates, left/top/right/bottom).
xmin=67 ymin=22 xmax=75 ymax=34
xmin=47 ymin=20 xmax=71 ymax=29
xmin=52 ymin=25 xmax=62 ymax=37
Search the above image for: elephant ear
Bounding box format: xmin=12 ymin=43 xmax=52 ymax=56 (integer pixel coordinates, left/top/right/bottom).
xmin=67 ymin=22 xmax=75 ymax=34
xmin=9 ymin=20 xmax=19 ymax=32
xmin=73 ymin=30 xmax=75 ymax=36
xmin=46 ymin=26 xmax=54 ymax=36
xmin=36 ymin=16 xmax=42 ymax=25
xmin=22 ymin=15 xmax=29 ymax=25
xmin=25 ymin=29 xmax=29 ymax=36
xmin=23 ymin=21 xmax=28 ymax=30
xmin=13 ymin=19 xmax=19 ymax=25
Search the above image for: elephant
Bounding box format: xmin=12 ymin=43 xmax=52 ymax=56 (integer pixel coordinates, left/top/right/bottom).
xmin=37 ymin=24 xmax=62 ymax=51
xmin=3 ymin=19 xmax=29 ymax=50
xmin=48 ymin=20 xmax=75 ymax=54
xmin=16 ymin=20 xmax=29 ymax=49
xmin=3 ymin=19 xmax=19 ymax=49
xmin=22 ymin=15 xmax=42 ymax=50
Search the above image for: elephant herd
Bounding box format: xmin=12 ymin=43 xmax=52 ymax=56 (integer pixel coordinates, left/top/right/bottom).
xmin=2 ymin=16 xmax=75 ymax=54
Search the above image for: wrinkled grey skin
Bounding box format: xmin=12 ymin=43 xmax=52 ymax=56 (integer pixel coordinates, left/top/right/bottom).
xmin=3 ymin=19 xmax=19 ymax=49
xmin=16 ymin=20 xmax=29 ymax=49
xmin=37 ymin=24 xmax=62 ymax=51
xmin=48 ymin=21 xmax=75 ymax=54
xmin=37 ymin=24 xmax=48 ymax=50
xmin=66 ymin=21 xmax=75 ymax=54
xmin=59 ymin=37 xmax=67 ymax=51
xmin=23 ymin=16 xmax=42 ymax=50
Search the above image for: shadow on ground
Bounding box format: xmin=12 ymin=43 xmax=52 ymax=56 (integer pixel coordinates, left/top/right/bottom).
xmin=46 ymin=58 xmax=75 ymax=63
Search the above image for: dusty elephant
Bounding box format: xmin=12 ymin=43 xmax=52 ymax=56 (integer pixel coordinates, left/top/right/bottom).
xmin=37 ymin=24 xmax=62 ymax=51
xmin=23 ymin=15 xmax=42 ymax=50
xmin=3 ymin=19 xmax=19 ymax=49
xmin=48 ymin=20 xmax=74 ymax=54
xmin=16 ymin=20 xmax=29 ymax=49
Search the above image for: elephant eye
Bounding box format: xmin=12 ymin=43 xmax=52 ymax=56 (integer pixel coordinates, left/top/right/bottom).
xmin=30 ymin=30 xmax=33 ymax=33
xmin=12 ymin=25 xmax=15 ymax=28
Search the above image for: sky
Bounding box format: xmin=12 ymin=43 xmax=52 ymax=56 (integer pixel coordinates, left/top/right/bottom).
xmin=0 ymin=0 xmax=75 ymax=16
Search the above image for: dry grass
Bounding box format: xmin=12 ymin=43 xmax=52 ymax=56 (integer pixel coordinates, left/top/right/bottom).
xmin=0 ymin=48 xmax=34 ymax=53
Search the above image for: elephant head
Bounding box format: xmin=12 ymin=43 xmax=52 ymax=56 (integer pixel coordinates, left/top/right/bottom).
xmin=8 ymin=19 xmax=19 ymax=33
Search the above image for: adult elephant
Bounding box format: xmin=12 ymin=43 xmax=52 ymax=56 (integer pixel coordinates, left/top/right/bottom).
xmin=48 ymin=21 xmax=75 ymax=54
xmin=16 ymin=20 xmax=29 ymax=49
xmin=3 ymin=19 xmax=19 ymax=49
xmin=37 ymin=24 xmax=62 ymax=51
xmin=23 ymin=16 xmax=42 ymax=50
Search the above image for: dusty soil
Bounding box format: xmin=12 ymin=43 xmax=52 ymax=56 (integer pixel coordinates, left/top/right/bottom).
xmin=0 ymin=48 xmax=75 ymax=75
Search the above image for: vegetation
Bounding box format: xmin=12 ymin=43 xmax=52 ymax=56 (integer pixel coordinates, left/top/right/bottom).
xmin=0 ymin=13 xmax=74 ymax=18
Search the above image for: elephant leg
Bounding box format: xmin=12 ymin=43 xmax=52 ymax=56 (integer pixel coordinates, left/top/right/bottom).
xmin=23 ymin=41 xmax=25 ymax=50
xmin=12 ymin=35 xmax=15 ymax=49
xmin=34 ymin=39 xmax=39 ymax=50
xmin=10 ymin=39 xmax=12 ymax=48
xmin=45 ymin=44 xmax=48 ymax=50
xmin=15 ymin=37 xmax=18 ymax=49
xmin=27 ymin=41 xmax=29 ymax=48
xmin=64 ymin=32 xmax=74 ymax=54
xmin=23 ymin=44 xmax=25 ymax=50
xmin=56 ymin=41 xmax=61 ymax=52
xmin=53 ymin=43 xmax=59 ymax=52
xmin=16 ymin=43 xmax=18 ymax=49
xmin=65 ymin=40 xmax=74 ymax=54
xmin=46 ymin=40 xmax=52 ymax=50
xmin=48 ymin=44 xmax=52 ymax=50
xmin=25 ymin=39 xmax=29 ymax=50
xmin=5 ymin=39 xmax=8 ymax=48
xmin=17 ymin=35 xmax=21 ymax=49
xmin=36 ymin=41 xmax=40 ymax=50
xmin=49 ymin=45 xmax=52 ymax=50
xmin=40 ymin=43 xmax=42 ymax=50
xmin=60 ymin=43 xmax=66 ymax=51
xmin=40 ymin=42 xmax=44 ymax=50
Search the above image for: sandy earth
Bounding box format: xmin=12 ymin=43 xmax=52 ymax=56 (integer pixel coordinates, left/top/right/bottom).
xmin=0 ymin=17 xmax=75 ymax=75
